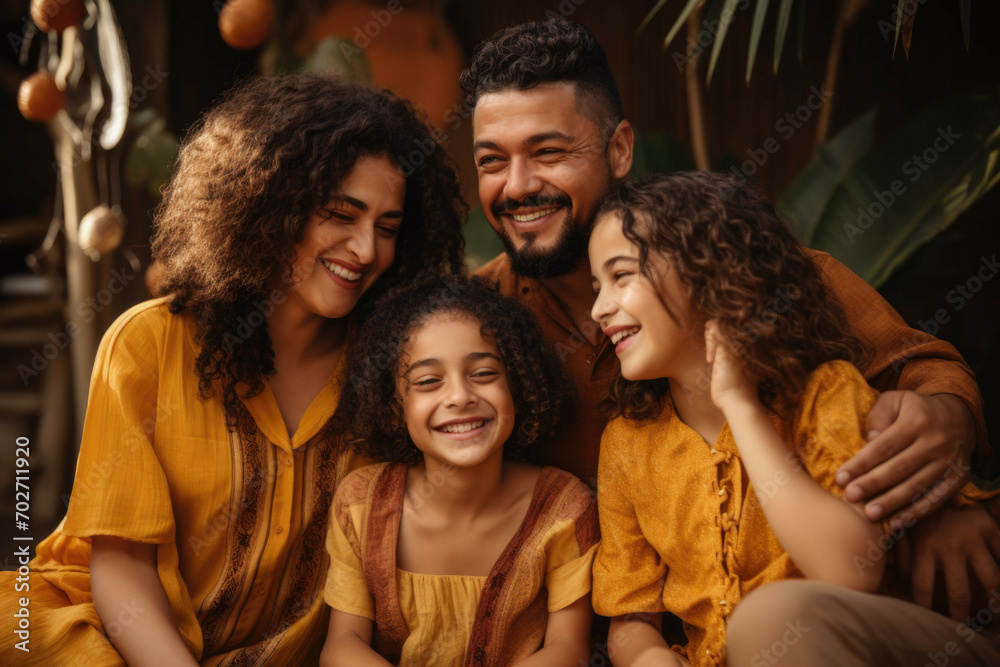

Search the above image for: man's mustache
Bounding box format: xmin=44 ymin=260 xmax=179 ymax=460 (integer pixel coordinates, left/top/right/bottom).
xmin=491 ymin=193 xmax=571 ymax=218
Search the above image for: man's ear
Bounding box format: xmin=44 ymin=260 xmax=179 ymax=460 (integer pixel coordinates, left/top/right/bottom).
xmin=607 ymin=120 xmax=634 ymax=181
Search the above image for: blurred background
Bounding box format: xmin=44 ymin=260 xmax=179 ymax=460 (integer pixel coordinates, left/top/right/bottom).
xmin=1 ymin=0 xmax=998 ymax=547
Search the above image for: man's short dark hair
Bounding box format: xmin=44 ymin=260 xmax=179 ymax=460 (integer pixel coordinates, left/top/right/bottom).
xmin=459 ymin=17 xmax=624 ymax=134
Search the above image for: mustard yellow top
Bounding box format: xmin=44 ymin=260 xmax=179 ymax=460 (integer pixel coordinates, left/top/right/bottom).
xmin=23 ymin=298 xmax=366 ymax=666
xmin=325 ymin=463 xmax=598 ymax=666
xmin=592 ymin=360 xmax=995 ymax=667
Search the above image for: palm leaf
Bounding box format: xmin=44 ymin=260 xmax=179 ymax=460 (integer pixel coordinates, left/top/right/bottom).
xmin=708 ymin=0 xmax=742 ymax=84
xmin=892 ymin=0 xmax=904 ymax=58
xmin=772 ymin=0 xmax=795 ymax=74
xmin=779 ymin=110 xmax=877 ymax=244
xmin=638 ymin=0 xmax=673 ymax=34
xmin=746 ymin=0 xmax=770 ymax=84
xmin=660 ymin=0 xmax=705 ymax=50
xmin=789 ymin=86 xmax=1000 ymax=287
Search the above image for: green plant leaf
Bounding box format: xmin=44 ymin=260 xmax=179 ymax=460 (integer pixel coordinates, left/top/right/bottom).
xmin=779 ymin=109 xmax=877 ymax=244
xmin=661 ymin=0 xmax=704 ymax=50
xmin=631 ymin=129 xmax=697 ymax=178
xmin=746 ymin=0 xmax=771 ymax=84
xmin=789 ymin=86 xmax=1000 ymax=287
xmin=773 ymin=0 xmax=795 ymax=74
xmin=708 ymin=0 xmax=742 ymax=84
xmin=464 ymin=207 xmax=506 ymax=271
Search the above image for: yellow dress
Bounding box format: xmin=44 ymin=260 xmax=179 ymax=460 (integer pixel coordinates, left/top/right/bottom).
xmin=0 ymin=298 xmax=366 ymax=666
xmin=325 ymin=462 xmax=599 ymax=666
xmin=591 ymin=360 xmax=996 ymax=667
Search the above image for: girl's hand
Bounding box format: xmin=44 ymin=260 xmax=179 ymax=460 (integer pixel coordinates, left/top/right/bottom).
xmin=704 ymin=320 xmax=757 ymax=412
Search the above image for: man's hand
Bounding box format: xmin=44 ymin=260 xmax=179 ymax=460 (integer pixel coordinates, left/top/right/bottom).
xmin=834 ymin=391 xmax=975 ymax=525
xmin=895 ymin=504 xmax=1000 ymax=621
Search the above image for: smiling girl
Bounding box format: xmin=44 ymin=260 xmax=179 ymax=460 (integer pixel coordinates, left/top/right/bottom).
xmin=587 ymin=172 xmax=1000 ymax=667
xmin=0 ymin=74 xmax=465 ymax=666
xmin=319 ymin=277 xmax=598 ymax=666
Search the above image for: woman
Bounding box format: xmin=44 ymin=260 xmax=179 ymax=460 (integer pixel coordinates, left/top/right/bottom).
xmin=0 ymin=73 xmax=465 ymax=666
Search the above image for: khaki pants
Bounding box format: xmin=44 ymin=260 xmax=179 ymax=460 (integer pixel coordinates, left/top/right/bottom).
xmin=726 ymin=580 xmax=1000 ymax=666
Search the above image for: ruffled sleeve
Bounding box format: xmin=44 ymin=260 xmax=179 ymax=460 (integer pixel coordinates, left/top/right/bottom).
xmin=791 ymin=360 xmax=879 ymax=499
xmin=543 ymin=475 xmax=599 ymax=612
xmin=323 ymin=466 xmax=378 ymax=620
xmin=62 ymin=301 xmax=176 ymax=543
xmin=592 ymin=421 xmax=669 ymax=617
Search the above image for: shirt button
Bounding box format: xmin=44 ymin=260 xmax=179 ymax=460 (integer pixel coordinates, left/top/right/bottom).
xmin=719 ymin=600 xmax=727 ymax=606
xmin=718 ymin=488 xmax=726 ymax=495
xmin=710 ymin=448 xmax=717 ymax=454
xmin=522 ymin=286 xmax=529 ymax=295
xmin=585 ymin=354 xmax=594 ymax=364
xmin=275 ymin=526 xmax=283 ymax=534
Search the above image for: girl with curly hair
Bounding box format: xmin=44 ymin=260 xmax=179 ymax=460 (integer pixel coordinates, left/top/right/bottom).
xmin=0 ymin=74 xmax=465 ymax=666
xmin=319 ymin=276 xmax=598 ymax=666
xmin=587 ymin=172 xmax=1000 ymax=666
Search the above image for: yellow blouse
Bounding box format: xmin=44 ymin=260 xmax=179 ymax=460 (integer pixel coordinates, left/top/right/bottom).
xmin=592 ymin=360 xmax=994 ymax=667
xmin=7 ymin=298 xmax=366 ymax=666
xmin=394 ymin=569 xmax=485 ymax=665
xmin=325 ymin=462 xmax=598 ymax=666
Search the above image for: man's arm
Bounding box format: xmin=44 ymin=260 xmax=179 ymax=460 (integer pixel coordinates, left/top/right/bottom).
xmin=808 ymin=250 xmax=988 ymax=524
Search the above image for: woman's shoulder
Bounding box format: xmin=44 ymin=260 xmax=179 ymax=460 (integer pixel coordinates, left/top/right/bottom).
xmin=100 ymin=297 xmax=180 ymax=346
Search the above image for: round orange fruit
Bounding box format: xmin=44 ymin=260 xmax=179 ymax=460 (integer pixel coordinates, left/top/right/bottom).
xmin=17 ymin=72 xmax=65 ymax=122
xmin=219 ymin=0 xmax=275 ymax=50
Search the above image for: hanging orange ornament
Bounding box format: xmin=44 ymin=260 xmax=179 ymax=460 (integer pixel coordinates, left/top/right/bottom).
xmin=219 ymin=0 xmax=275 ymax=50
xmin=30 ymin=0 xmax=86 ymax=33
xmin=17 ymin=72 xmax=65 ymax=122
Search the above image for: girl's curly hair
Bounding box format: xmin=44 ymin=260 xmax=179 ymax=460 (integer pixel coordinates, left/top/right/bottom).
xmin=150 ymin=74 xmax=466 ymax=422
xmin=332 ymin=276 xmax=576 ymax=465
xmin=598 ymin=171 xmax=866 ymax=420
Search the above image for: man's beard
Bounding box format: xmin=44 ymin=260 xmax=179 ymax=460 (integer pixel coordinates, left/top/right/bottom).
xmin=496 ymin=209 xmax=591 ymax=279
xmin=491 ymin=190 xmax=596 ymax=280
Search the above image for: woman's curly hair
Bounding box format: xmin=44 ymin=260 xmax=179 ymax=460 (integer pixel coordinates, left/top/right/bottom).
xmin=331 ymin=276 xmax=576 ymax=465
xmin=599 ymin=171 xmax=866 ymax=420
xmin=150 ymin=74 xmax=466 ymax=423
xmin=459 ymin=17 xmax=623 ymax=135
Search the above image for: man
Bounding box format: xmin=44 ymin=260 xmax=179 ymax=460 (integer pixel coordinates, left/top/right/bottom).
xmin=464 ymin=16 xmax=998 ymax=621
